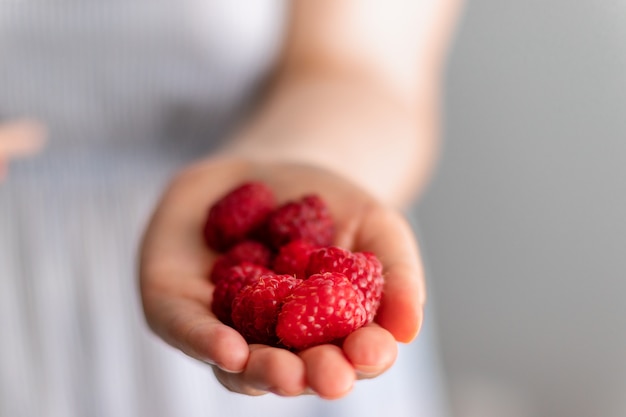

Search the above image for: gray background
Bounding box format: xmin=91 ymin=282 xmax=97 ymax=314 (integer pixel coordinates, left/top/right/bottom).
xmin=418 ymin=1 xmax=626 ymax=417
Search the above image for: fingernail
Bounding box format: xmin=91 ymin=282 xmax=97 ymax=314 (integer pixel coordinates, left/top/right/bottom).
xmin=270 ymin=387 xmax=289 ymax=397
xmin=216 ymin=363 xmax=244 ymax=373
xmin=356 ymin=370 xmax=379 ymax=378
xmin=355 ymin=365 xmax=381 ymax=379
xmin=202 ymin=358 xmax=217 ymax=366
xmin=202 ymin=359 xmax=241 ymax=373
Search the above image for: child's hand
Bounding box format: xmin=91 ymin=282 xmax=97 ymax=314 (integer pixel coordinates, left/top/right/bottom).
xmin=139 ymin=158 xmax=426 ymax=399
xmin=0 ymin=119 xmax=46 ymax=180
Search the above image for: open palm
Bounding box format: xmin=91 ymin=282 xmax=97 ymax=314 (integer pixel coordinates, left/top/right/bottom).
xmin=139 ymin=158 xmax=426 ymax=399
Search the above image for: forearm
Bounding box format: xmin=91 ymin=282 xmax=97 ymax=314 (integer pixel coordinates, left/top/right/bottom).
xmin=217 ymin=0 xmax=461 ymax=208
xmin=221 ymin=72 xmax=440 ymax=208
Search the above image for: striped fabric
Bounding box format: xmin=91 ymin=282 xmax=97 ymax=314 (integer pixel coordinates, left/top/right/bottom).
xmin=0 ymin=2 xmax=448 ymax=416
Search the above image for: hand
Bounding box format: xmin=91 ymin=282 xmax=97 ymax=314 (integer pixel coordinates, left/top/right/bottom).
xmin=0 ymin=119 xmax=46 ymax=181
xmin=139 ymin=158 xmax=426 ymax=399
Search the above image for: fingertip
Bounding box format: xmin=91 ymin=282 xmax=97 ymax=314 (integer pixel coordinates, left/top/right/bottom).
xmin=188 ymin=322 xmax=249 ymax=372
xmin=300 ymin=345 xmax=355 ymax=400
xmin=376 ymin=269 xmax=424 ymax=343
xmin=247 ymin=345 xmax=307 ymax=396
xmin=343 ymin=325 xmax=397 ymax=378
xmin=212 ymin=327 xmax=250 ymax=373
xmin=376 ymin=300 xmax=423 ymax=343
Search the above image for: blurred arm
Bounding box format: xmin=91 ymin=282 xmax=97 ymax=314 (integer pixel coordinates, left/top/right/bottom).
xmin=222 ymin=0 xmax=462 ymax=207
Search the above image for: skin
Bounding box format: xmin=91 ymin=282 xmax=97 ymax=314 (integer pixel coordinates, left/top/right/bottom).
xmin=0 ymin=120 xmax=46 ymax=180
xmin=140 ymin=160 xmax=424 ymax=398
xmin=140 ymin=0 xmax=462 ymax=398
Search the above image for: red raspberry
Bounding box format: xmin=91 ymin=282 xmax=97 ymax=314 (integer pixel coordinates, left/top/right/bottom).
xmin=272 ymin=240 xmax=319 ymax=279
xmin=211 ymin=263 xmax=272 ymax=325
xmin=266 ymin=195 xmax=334 ymax=249
xmin=231 ymin=274 xmax=302 ymax=345
xmin=276 ymin=272 xmax=367 ymax=350
xmin=210 ymin=240 xmax=273 ymax=284
xmin=306 ymin=246 xmax=384 ymax=323
xmin=204 ymin=182 xmax=276 ymax=251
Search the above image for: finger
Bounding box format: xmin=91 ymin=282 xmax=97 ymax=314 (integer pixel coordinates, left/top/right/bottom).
xmin=143 ymin=292 xmax=250 ymax=372
xmin=343 ymin=323 xmax=397 ymax=379
xmin=355 ymin=207 xmax=425 ymax=343
xmin=0 ymin=120 xmax=46 ymax=157
xmin=139 ymin=172 xmax=251 ymax=371
xmin=299 ymin=344 xmax=356 ymax=399
xmin=214 ymin=345 xmax=307 ymax=396
xmin=140 ymin=236 xmax=250 ymax=371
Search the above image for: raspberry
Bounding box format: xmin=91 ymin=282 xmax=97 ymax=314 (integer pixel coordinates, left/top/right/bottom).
xmin=210 ymin=240 xmax=272 ymax=284
xmin=204 ymin=182 xmax=276 ymax=251
xmin=306 ymin=246 xmax=384 ymax=323
xmin=211 ymin=263 xmax=272 ymax=325
xmin=266 ymin=195 xmax=334 ymax=249
xmin=203 ymin=182 xmax=381 ymax=349
xmin=272 ymin=240 xmax=319 ymax=279
xmin=276 ymin=272 xmax=367 ymax=350
xmin=231 ymin=274 xmax=302 ymax=345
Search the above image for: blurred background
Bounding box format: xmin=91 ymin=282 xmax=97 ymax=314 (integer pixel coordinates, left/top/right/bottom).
xmin=419 ymin=1 xmax=626 ymax=417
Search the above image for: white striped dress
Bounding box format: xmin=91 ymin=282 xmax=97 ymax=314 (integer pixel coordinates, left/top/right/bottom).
xmin=0 ymin=1 xmax=449 ymax=416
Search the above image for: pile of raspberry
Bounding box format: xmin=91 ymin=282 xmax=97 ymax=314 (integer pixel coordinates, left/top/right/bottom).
xmin=204 ymin=182 xmax=384 ymax=351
